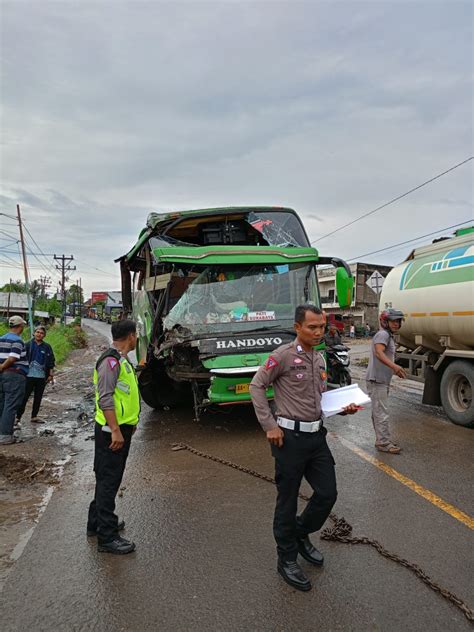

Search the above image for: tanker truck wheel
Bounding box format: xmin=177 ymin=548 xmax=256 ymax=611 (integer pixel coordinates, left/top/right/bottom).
xmin=440 ymin=360 xmax=474 ymax=428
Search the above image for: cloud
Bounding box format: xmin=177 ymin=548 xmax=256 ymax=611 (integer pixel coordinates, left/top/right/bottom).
xmin=0 ymin=1 xmax=472 ymax=295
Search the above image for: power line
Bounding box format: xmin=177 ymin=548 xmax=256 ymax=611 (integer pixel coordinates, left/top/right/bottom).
xmin=0 ymin=229 xmax=18 ymax=239
xmin=347 ymin=220 xmax=473 ymax=262
xmin=311 ymin=156 xmax=473 ymax=244
xmin=0 ymin=212 xmax=17 ymax=221
xmin=74 ymin=259 xmax=118 ymax=277
xmin=22 ymin=221 xmax=62 ymax=282
xmin=23 ymin=235 xmax=62 ymax=283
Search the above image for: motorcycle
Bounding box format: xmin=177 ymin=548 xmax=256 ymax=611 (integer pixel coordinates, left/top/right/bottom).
xmin=326 ymin=344 xmax=352 ymax=387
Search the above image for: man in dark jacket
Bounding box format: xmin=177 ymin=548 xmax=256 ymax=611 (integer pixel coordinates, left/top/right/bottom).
xmin=17 ymin=326 xmax=55 ymax=424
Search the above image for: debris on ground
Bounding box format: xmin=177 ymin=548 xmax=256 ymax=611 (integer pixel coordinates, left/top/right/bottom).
xmin=0 ymin=454 xmax=59 ymax=486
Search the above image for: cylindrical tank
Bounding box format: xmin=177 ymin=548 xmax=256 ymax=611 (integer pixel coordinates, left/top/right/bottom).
xmin=380 ymin=230 xmax=474 ymax=353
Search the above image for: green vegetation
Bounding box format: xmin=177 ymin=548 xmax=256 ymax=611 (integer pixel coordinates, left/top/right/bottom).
xmin=0 ymin=323 xmax=87 ymax=365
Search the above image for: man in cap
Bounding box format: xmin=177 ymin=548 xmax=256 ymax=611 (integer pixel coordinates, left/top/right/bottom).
xmin=366 ymin=308 xmax=406 ymax=454
xmin=0 ymin=316 xmax=29 ymax=445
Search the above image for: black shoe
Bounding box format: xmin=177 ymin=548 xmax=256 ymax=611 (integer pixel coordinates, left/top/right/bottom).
xmin=277 ymin=560 xmax=312 ymax=591
xmin=297 ymin=536 xmax=324 ymax=566
xmin=98 ymin=536 xmax=135 ymax=555
xmin=87 ymin=520 xmax=125 ymax=537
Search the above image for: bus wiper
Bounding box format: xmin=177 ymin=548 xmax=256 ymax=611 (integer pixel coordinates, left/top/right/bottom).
xmin=245 ymin=325 xmax=294 ymax=334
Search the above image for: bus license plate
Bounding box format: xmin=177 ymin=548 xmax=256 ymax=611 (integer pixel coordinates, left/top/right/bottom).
xmin=235 ymin=383 xmax=250 ymax=394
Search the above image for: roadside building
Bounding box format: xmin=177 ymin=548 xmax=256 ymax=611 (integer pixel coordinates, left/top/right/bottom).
xmin=0 ymin=292 xmax=29 ymax=320
xmin=317 ymin=262 xmax=393 ymax=333
xmin=86 ymin=291 xmax=122 ymax=321
xmin=104 ymin=291 xmax=123 ymax=322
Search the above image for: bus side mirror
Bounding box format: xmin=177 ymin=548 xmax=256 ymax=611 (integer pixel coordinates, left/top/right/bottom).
xmin=336 ymin=267 xmax=353 ymax=308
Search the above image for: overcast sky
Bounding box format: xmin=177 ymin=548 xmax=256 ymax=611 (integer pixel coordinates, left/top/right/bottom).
xmin=1 ymin=1 xmax=472 ymax=298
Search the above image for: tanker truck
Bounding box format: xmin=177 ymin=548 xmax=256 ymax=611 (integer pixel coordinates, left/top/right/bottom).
xmin=380 ymin=226 xmax=474 ymax=427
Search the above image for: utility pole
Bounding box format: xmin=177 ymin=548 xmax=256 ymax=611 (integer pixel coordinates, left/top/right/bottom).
xmin=54 ymin=254 xmax=76 ymax=324
xmin=16 ymin=204 xmax=34 ymax=332
xmin=38 ymin=275 xmax=52 ymax=298
xmin=6 ymin=278 xmax=12 ymax=319
xmin=78 ymin=277 xmax=82 ymax=325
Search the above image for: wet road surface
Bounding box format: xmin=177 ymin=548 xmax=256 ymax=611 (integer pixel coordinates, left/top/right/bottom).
xmin=1 ymin=324 xmax=473 ymax=631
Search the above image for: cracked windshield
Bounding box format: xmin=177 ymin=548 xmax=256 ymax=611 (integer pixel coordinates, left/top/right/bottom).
xmin=163 ymin=263 xmax=319 ymax=334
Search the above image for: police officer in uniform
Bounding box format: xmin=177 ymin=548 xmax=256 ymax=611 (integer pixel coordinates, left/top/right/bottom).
xmin=250 ymin=305 xmax=359 ymax=591
xmin=87 ymin=319 xmax=140 ymax=554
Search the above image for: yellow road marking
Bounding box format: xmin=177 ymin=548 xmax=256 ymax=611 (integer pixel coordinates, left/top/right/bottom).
xmin=410 ymin=312 xmax=427 ymax=317
xmin=453 ymin=311 xmax=474 ymax=316
xmin=330 ymin=433 xmax=474 ymax=530
xmin=430 ymin=312 xmax=449 ymax=316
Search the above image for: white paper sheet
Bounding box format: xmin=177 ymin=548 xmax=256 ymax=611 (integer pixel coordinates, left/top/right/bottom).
xmin=321 ymin=383 xmax=371 ymax=417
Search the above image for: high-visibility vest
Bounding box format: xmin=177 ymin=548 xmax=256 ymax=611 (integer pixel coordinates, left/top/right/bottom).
xmin=93 ymin=349 xmax=140 ymax=426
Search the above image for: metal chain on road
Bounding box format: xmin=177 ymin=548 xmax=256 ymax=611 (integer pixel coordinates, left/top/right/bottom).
xmin=172 ymin=443 xmax=474 ymax=624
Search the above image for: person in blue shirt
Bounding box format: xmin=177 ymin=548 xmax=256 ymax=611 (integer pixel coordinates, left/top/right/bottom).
xmin=17 ymin=326 xmax=55 ymax=425
xmin=0 ymin=315 xmax=29 ymax=445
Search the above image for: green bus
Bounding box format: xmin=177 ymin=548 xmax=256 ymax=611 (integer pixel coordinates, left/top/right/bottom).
xmin=117 ymin=207 xmax=353 ymax=420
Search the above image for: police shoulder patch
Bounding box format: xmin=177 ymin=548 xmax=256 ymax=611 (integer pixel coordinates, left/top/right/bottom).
xmin=107 ymin=357 xmax=119 ymax=370
xmin=265 ymin=356 xmax=279 ymax=370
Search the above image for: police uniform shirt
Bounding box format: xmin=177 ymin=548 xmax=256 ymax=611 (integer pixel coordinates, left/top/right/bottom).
xmin=96 ymin=350 xmax=129 ymax=411
xmin=249 ymin=340 xmax=327 ymax=431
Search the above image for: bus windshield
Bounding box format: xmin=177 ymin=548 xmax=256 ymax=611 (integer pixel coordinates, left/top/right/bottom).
xmin=163 ymin=263 xmax=319 ymax=335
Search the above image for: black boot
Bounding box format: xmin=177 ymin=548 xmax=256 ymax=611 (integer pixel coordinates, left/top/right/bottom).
xmin=297 ymin=536 xmax=324 ymax=566
xmin=277 ymin=560 xmax=312 ymax=591
xmin=98 ymin=536 xmax=135 ymax=555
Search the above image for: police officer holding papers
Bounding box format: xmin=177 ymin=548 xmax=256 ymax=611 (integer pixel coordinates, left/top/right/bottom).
xmin=250 ymin=305 xmax=359 ymax=591
xmin=87 ymin=319 xmax=140 ymax=554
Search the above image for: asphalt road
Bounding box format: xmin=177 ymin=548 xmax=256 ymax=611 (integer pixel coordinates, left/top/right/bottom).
xmin=1 ymin=322 xmax=473 ymax=631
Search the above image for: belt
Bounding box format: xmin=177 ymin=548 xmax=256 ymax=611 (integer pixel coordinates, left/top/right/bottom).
xmin=3 ymin=368 xmax=27 ymax=376
xmin=277 ymin=416 xmax=322 ymax=433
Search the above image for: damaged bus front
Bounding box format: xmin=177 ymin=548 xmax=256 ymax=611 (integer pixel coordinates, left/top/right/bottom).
xmin=117 ymin=207 xmax=353 ymax=419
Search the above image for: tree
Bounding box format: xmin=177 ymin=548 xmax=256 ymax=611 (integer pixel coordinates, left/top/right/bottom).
xmin=47 ymin=297 xmax=62 ymax=318
xmin=0 ymin=280 xmax=25 ymax=293
xmin=66 ymin=283 xmax=84 ymax=306
xmin=34 ymin=296 xmax=50 ymax=312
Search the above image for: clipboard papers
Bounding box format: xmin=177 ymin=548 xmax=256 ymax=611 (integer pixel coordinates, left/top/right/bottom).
xmin=321 ymin=384 xmax=371 ymax=418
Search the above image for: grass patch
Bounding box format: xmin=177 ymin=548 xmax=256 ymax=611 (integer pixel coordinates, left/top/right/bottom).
xmin=0 ymin=323 xmax=87 ymax=365
xmin=355 ymin=357 xmax=369 ymax=367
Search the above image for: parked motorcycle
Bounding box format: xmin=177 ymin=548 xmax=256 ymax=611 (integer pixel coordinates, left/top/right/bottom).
xmin=326 ymin=344 xmax=351 ymax=387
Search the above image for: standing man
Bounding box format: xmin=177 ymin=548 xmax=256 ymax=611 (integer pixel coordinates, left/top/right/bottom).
xmin=0 ymin=316 xmax=29 ymax=445
xmin=87 ymin=319 xmax=140 ymax=554
xmin=17 ymin=326 xmax=55 ymax=424
xmin=366 ymin=309 xmax=406 ymax=454
xmin=250 ymin=305 xmax=359 ymax=592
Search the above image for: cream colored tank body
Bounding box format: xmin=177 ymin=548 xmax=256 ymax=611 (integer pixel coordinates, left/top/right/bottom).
xmin=380 ymin=231 xmax=474 ymax=353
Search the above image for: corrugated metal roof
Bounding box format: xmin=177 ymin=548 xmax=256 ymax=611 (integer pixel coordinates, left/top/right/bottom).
xmin=0 ymin=292 xmax=29 ymax=309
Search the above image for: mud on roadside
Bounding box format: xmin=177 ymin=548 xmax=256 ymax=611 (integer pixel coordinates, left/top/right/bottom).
xmin=0 ymin=326 xmax=108 ymax=590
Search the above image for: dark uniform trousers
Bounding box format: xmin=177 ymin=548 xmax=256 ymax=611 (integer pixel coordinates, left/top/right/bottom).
xmin=271 ymin=425 xmax=337 ymax=561
xmin=87 ymin=422 xmax=134 ymax=544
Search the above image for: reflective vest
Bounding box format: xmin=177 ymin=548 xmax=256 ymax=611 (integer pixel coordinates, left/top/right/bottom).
xmin=93 ymin=349 xmax=140 ymax=426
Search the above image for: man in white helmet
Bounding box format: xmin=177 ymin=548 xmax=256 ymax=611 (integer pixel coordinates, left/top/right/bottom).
xmin=366 ymin=309 xmax=406 ymax=454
